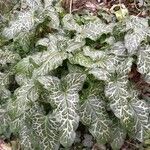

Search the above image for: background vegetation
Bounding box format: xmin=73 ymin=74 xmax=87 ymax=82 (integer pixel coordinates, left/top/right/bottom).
xmin=0 ymin=0 xmax=150 ymax=149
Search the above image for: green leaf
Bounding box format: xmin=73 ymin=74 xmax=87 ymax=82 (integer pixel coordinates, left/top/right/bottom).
xmin=80 ymin=83 xmax=112 ymax=143
xmin=67 ymin=63 xmax=86 ymax=74
xmin=38 ymin=73 xmax=86 ymax=147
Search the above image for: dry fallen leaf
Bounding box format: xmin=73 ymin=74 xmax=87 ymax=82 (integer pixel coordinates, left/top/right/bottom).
xmin=0 ymin=143 xmax=11 ymax=150
xmin=92 ymin=143 xmax=106 ymax=150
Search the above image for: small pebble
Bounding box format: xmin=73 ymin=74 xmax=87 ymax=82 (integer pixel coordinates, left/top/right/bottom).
xmin=82 ymin=134 xmax=93 ymax=147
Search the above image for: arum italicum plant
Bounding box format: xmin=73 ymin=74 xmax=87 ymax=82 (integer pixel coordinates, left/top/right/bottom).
xmin=0 ymin=0 xmax=150 ymax=149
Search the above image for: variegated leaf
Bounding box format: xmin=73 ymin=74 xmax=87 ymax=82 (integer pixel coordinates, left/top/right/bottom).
xmin=125 ymin=16 xmax=149 ymax=31
xmin=43 ymin=6 xmax=60 ymax=29
xmin=36 ymin=35 xmax=58 ymax=52
xmin=62 ymin=14 xmax=82 ymax=33
xmin=8 ymin=80 xmax=39 ymax=120
xmin=117 ymin=57 xmax=133 ymax=76
xmin=0 ymin=72 xmax=10 ymax=87
xmin=32 ymin=51 xmax=67 ymax=77
xmin=13 ymin=32 xmax=32 ymax=53
xmin=110 ymin=41 xmax=126 ymax=56
xmin=66 ymin=35 xmax=85 ymax=53
xmin=144 ymin=72 xmax=150 ymax=84
xmin=0 ymin=49 xmax=20 ymax=65
xmin=137 ymin=46 xmax=150 ymax=74
xmin=83 ymin=46 xmax=106 ymax=61
xmin=125 ymin=16 xmax=150 ymax=54
xmin=36 ymin=37 xmax=50 ymax=48
xmin=15 ymin=74 xmax=30 ymax=86
xmin=38 ymin=73 xmax=86 ymax=147
xmin=10 ymin=104 xmax=41 ymax=149
xmin=80 ymin=84 xmax=112 ymax=143
xmin=0 ymin=86 xmax=11 ymax=101
xmin=110 ymin=98 xmax=134 ymax=130
xmin=43 ymin=0 xmax=54 ymax=7
xmin=131 ymin=99 xmax=149 ymax=142
xmin=0 ymin=72 xmax=11 ymax=102
xmin=2 ymin=11 xmax=35 ymax=39
xmin=0 ymin=104 xmax=11 ymax=135
xmin=89 ymin=68 xmax=110 ymax=81
xmin=83 ymin=46 xmax=120 ymax=73
xmin=125 ymin=32 xmax=145 ymax=54
xmin=103 ymin=55 xmax=120 ymax=73
xmin=105 ymin=77 xmax=134 ymax=129
xmin=19 ymin=125 xmax=35 ymax=150
xmin=82 ymin=20 xmax=114 ymax=40
xmin=32 ymin=112 xmax=60 ymax=150
xmin=15 ymin=57 xmax=35 ymax=79
xmin=68 ymin=52 xmax=93 ymax=68
xmin=21 ymin=0 xmax=43 ymax=10
xmin=69 ymin=49 xmax=120 ymax=74
xmin=38 ymin=75 xmax=60 ymax=94
xmin=105 ymin=77 xmax=128 ymax=101
xmin=36 ymin=34 xmax=69 ymax=52
xmin=111 ymin=121 xmax=126 ymax=150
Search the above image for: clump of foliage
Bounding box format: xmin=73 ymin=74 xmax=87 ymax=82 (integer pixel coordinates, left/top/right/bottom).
xmin=0 ymin=0 xmax=150 ymax=149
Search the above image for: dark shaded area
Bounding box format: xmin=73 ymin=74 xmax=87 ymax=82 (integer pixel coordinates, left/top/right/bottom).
xmin=128 ymin=63 xmax=150 ymax=99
